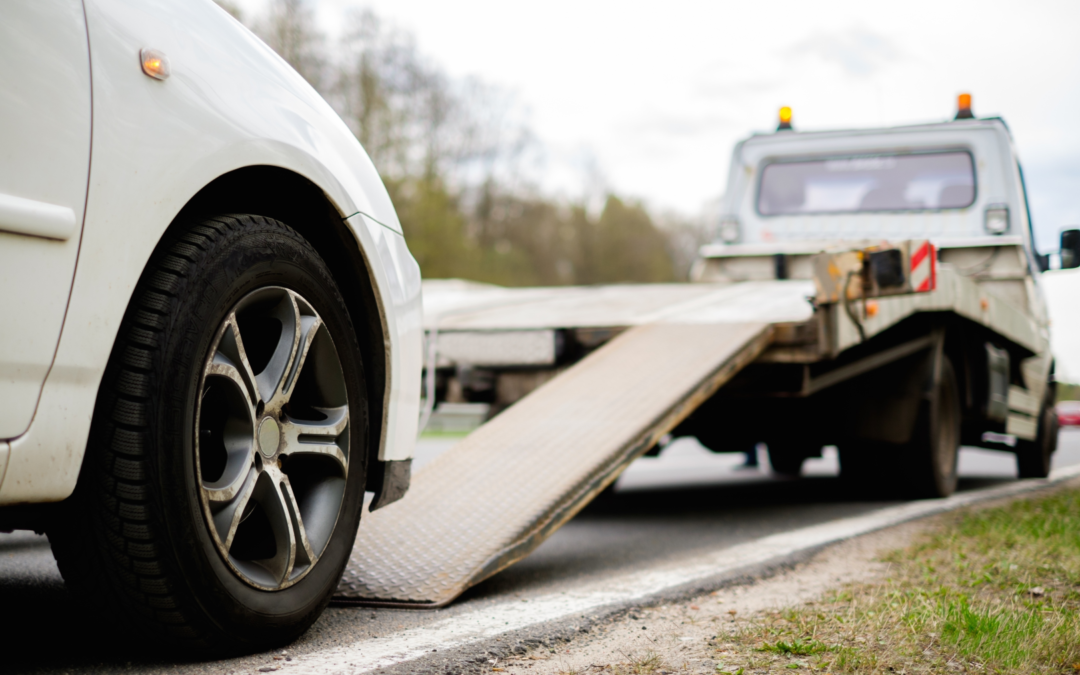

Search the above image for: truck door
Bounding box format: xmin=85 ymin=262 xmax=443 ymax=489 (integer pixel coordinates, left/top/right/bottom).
xmin=0 ymin=1 xmax=92 ymax=438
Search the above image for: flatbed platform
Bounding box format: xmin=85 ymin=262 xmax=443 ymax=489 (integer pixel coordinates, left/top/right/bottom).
xmin=336 ymin=255 xmax=1047 ymax=605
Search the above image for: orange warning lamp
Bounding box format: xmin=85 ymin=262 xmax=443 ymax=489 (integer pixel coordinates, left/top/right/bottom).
xmin=777 ymin=106 xmax=793 ymax=131
xmin=140 ymin=48 xmax=170 ymax=80
xmin=955 ymin=93 xmax=973 ymax=120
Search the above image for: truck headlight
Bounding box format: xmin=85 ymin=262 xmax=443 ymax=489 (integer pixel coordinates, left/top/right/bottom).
xmin=984 ymin=205 xmax=1009 ymax=235
xmin=719 ymin=217 xmax=740 ymax=243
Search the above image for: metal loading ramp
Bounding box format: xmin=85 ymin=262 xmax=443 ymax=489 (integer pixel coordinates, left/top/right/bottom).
xmin=335 ymin=321 xmax=772 ymax=606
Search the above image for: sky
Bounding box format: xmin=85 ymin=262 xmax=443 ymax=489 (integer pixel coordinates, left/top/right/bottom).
xmin=233 ymin=0 xmax=1080 ymax=254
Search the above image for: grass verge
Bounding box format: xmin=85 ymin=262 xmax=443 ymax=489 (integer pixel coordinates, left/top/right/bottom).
xmin=714 ymin=486 xmax=1080 ymax=673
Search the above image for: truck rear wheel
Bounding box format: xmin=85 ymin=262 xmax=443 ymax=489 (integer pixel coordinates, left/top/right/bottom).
xmin=1015 ymin=389 xmax=1058 ymax=479
xmin=902 ymin=355 xmax=961 ymax=498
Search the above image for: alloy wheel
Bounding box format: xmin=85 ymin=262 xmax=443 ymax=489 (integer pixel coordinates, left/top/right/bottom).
xmin=195 ymin=286 xmax=350 ymax=590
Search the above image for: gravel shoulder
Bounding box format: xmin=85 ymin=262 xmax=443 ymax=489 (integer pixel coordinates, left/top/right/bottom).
xmin=489 ymin=478 xmax=1080 ymax=675
xmin=488 ymin=521 xmax=928 ymax=675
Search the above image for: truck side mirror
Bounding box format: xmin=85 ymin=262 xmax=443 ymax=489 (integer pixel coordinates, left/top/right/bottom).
xmin=1062 ymin=229 xmax=1080 ymax=269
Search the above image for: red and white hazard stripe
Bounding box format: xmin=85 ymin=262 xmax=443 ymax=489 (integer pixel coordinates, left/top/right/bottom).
xmin=909 ymin=240 xmax=936 ymax=293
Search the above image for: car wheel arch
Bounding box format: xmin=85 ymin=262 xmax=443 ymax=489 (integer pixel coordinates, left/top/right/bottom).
xmin=165 ymin=166 xmax=389 ymax=490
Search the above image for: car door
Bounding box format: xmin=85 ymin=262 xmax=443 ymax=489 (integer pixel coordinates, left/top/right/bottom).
xmin=0 ymin=0 xmax=92 ymax=438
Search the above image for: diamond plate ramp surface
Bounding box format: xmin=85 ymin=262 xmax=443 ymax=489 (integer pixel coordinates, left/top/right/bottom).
xmin=335 ymin=322 xmax=772 ymax=606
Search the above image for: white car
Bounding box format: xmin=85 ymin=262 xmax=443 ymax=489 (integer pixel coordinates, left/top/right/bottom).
xmin=0 ymin=0 xmax=422 ymax=654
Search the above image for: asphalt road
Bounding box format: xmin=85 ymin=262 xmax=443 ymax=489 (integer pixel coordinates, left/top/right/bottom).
xmin=3 ymin=429 xmax=1078 ymax=674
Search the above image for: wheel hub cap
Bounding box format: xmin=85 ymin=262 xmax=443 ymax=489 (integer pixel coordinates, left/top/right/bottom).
xmin=258 ymin=417 xmax=281 ymax=458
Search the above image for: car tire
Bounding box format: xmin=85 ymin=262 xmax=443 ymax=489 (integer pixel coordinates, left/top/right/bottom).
xmin=1015 ymin=389 xmax=1058 ymax=479
xmin=48 ymin=214 xmax=368 ymax=656
xmin=901 ymin=355 xmax=961 ymax=498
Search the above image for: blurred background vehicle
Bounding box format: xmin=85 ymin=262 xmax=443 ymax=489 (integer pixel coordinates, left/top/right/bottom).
xmin=1057 ymin=400 xmax=1080 ymax=427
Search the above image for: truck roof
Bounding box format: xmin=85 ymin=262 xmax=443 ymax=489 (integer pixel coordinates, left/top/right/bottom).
xmin=742 ymin=116 xmax=1012 ymax=144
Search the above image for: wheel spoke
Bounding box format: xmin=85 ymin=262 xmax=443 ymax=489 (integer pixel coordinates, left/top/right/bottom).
xmin=279 ymin=473 xmax=316 ymax=572
xmin=280 ymin=405 xmax=349 ymax=475
xmin=201 ymin=318 xmax=258 ymax=498
xmin=280 ymin=313 xmax=322 ymax=402
xmin=211 ymin=318 xmax=261 ymax=410
xmin=209 ymin=465 xmax=258 ymax=551
xmin=254 ymin=294 xmax=302 ymax=407
xmin=254 ymin=470 xmax=297 ymax=585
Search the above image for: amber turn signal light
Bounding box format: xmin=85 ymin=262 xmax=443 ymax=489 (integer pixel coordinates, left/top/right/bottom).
xmin=140 ymin=48 xmax=170 ymax=81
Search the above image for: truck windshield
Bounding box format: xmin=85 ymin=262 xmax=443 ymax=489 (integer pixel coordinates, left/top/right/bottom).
xmin=758 ymin=151 xmax=975 ymax=216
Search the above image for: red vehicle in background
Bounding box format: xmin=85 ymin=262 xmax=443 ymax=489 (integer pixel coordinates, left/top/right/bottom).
xmin=1057 ymin=401 xmax=1080 ymax=427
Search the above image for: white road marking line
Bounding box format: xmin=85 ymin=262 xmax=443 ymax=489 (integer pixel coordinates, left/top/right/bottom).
xmin=290 ymin=466 xmax=1080 ymax=674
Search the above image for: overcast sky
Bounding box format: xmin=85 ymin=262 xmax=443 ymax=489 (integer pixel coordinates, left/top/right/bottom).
xmin=235 ymin=0 xmax=1080 ymax=253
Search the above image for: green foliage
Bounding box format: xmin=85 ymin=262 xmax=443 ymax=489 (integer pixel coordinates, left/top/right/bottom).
xmin=385 ymin=176 xmax=478 ymax=280
xmin=934 ymin=596 xmax=1054 ymax=667
xmin=590 ymin=197 xmax=674 ymax=284
xmin=727 ymin=488 xmax=1080 ymax=673
xmin=1057 ymin=381 xmax=1080 ymax=400
xmin=756 ymin=638 xmax=832 ymax=655
xmin=391 ymin=178 xmax=678 ymax=286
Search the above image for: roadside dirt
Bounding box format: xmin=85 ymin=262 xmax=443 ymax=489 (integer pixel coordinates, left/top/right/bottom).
xmin=492 ymin=521 xmax=928 ymax=674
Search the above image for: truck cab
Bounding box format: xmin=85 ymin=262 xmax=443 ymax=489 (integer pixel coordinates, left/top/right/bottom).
xmin=694 ymin=115 xmax=1045 ymax=322
xmin=684 ymin=100 xmax=1079 ymax=491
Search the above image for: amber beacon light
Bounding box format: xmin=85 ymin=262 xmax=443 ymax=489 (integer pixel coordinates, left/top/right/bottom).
xmin=777 ymin=106 xmax=793 ymax=131
xmin=955 ymin=93 xmax=973 ymax=119
xmin=140 ymin=48 xmax=170 ymax=80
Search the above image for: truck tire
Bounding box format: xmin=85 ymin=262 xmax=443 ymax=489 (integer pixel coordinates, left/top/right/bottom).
xmin=1015 ymin=389 xmax=1058 ymax=478
xmin=902 ymin=355 xmax=961 ymax=498
xmin=48 ymin=214 xmax=368 ymax=656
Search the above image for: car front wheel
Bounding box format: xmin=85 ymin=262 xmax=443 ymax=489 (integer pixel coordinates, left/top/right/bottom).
xmin=49 ymin=214 xmax=368 ymax=655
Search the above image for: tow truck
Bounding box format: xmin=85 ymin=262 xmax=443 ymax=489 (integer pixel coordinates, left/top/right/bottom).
xmin=333 ymin=96 xmax=1080 ymax=608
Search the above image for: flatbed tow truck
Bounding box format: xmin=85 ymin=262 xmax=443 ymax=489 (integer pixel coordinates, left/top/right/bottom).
xmin=333 ymin=97 xmax=1080 ymax=608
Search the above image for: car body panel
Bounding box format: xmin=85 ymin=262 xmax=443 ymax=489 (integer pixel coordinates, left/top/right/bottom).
xmin=353 ymin=214 xmax=423 ymax=461
xmin=0 ymin=0 xmax=420 ymax=504
xmin=0 ymin=0 xmax=92 ymax=438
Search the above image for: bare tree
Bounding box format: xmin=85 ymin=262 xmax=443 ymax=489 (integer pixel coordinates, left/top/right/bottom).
xmin=238 ymin=2 xmax=681 ymax=287
xmin=212 ymin=0 xmax=243 ymax=21
xmin=254 ymin=0 xmax=327 ymax=92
